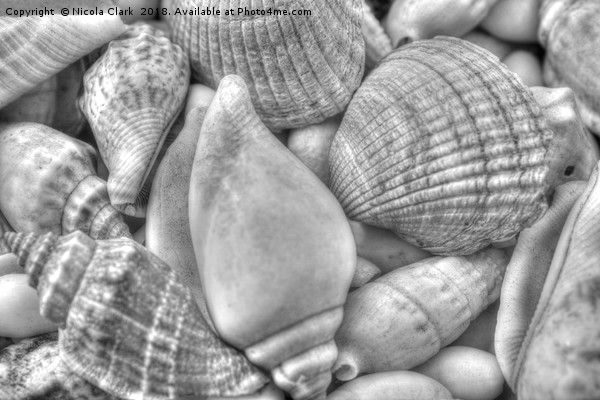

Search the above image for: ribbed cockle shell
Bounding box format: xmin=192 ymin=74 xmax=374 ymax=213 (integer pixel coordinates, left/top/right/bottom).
xmin=79 ymin=23 xmax=190 ymax=217
xmin=329 ymin=36 xmax=555 ymax=255
xmin=0 ymin=123 xmax=131 ymax=240
xmin=167 ymin=0 xmax=364 ymax=131
xmin=0 ymin=5 xmax=126 ymax=108
xmin=2 ymin=230 xmax=268 ymax=400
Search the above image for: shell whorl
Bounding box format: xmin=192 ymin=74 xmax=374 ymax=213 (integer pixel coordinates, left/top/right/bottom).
xmin=329 ymin=36 xmax=554 ymax=255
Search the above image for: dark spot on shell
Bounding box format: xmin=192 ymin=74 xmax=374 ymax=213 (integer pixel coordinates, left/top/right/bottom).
xmin=564 ymin=165 xmax=575 ymax=176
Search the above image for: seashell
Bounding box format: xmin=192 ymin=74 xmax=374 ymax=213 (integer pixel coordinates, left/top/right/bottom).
xmin=166 ymin=0 xmax=365 ymax=131
xmin=382 ymin=0 xmax=499 ymax=48
xmin=361 ymin=0 xmax=393 ymax=72
xmin=502 ymin=50 xmax=544 ymax=87
xmin=327 ymin=371 xmax=454 ymax=400
xmin=504 ymin=163 xmax=600 ymax=399
xmin=494 ymin=180 xmax=586 ymax=392
xmin=333 ymin=246 xmax=508 ymax=381
xmin=0 ymin=5 xmax=126 ymax=108
xmin=0 ymin=332 xmax=119 ymax=400
xmin=146 ymin=84 xmax=216 ymax=329
xmin=79 ymin=23 xmax=190 ymax=217
xmin=2 ymin=230 xmax=269 ymax=399
xmin=480 ymin=0 xmax=541 ymax=43
xmin=328 ymin=36 xmax=557 ymax=256
xmin=350 ymin=256 xmax=382 ymax=288
xmin=0 ymin=123 xmax=131 ymax=240
xmin=462 ymin=29 xmax=514 ymax=61
xmin=538 ymin=0 xmax=600 ymax=135
xmin=451 ymin=299 xmax=498 ymax=352
xmin=189 ymin=75 xmax=356 ymax=400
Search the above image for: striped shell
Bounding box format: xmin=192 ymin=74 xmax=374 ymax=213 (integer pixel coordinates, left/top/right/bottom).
xmin=329 ymin=36 xmax=554 ymax=255
xmin=166 ymin=0 xmax=364 ymax=131
xmin=2 ymin=230 xmax=268 ymax=399
xmin=79 ymin=24 xmax=190 ymax=217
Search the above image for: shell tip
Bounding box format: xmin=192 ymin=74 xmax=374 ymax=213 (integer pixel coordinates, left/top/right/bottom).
xmin=332 ymin=354 xmax=359 ymax=382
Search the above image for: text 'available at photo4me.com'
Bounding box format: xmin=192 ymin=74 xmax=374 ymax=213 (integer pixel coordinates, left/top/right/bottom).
xmin=0 ymin=3 xmax=313 ymax=18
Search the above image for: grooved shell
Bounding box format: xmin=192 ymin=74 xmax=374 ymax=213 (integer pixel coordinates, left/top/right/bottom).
xmin=166 ymin=0 xmax=365 ymax=131
xmin=329 ymin=36 xmax=554 ymax=255
xmin=79 ymin=24 xmax=190 ymax=217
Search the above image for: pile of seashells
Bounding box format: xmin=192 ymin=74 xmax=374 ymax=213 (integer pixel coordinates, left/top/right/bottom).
xmin=1 ymin=0 xmax=600 ymax=399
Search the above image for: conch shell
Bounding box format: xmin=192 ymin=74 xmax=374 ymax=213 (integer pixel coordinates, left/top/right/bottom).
xmin=189 ymin=75 xmax=356 ymax=400
xmin=79 ymin=23 xmax=190 ymax=217
xmin=2 ymin=230 xmax=269 ymax=399
xmin=328 ymin=36 xmax=557 ymax=255
xmin=333 ymin=246 xmax=508 ymax=381
xmin=508 ymin=164 xmax=600 ymax=399
xmin=0 ymin=4 xmax=126 ymax=108
xmin=538 ymin=0 xmax=600 ymax=135
xmin=0 ymin=123 xmax=131 ymax=240
xmin=167 ymin=0 xmax=365 ymax=131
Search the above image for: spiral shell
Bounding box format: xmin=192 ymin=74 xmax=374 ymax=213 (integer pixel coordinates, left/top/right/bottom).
xmin=79 ymin=23 xmax=190 ymax=217
xmin=166 ymin=0 xmax=364 ymax=131
xmin=0 ymin=123 xmax=131 ymax=240
xmin=329 ymin=36 xmax=555 ymax=255
xmin=2 ymin=230 xmax=268 ymax=399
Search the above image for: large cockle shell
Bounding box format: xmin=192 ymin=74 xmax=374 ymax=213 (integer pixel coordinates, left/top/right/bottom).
xmin=510 ymin=164 xmax=600 ymax=399
xmin=189 ymin=75 xmax=356 ymax=400
xmin=0 ymin=4 xmax=126 ymax=108
xmin=167 ymin=0 xmax=365 ymax=131
xmin=2 ymin=230 xmax=269 ymax=399
xmin=79 ymin=23 xmax=190 ymax=217
xmin=329 ymin=36 xmax=556 ymax=255
xmin=333 ymin=246 xmax=508 ymax=381
xmin=538 ymin=0 xmax=600 ymax=135
xmin=0 ymin=123 xmax=131 ymax=240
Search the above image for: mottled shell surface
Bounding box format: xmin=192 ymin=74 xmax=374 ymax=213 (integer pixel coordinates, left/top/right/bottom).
xmin=79 ymin=24 xmax=190 ymax=217
xmin=538 ymin=0 xmax=600 ymax=135
xmin=2 ymin=230 xmax=268 ymax=400
xmin=513 ymin=164 xmax=600 ymax=399
xmin=0 ymin=10 xmax=126 ymax=108
xmin=167 ymin=0 xmax=365 ymax=131
xmin=0 ymin=123 xmax=131 ymax=240
xmin=329 ymin=36 xmax=554 ymax=255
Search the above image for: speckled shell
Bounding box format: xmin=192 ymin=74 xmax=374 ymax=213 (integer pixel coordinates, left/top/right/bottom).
xmin=2 ymin=230 xmax=268 ymax=400
xmin=79 ymin=23 xmax=190 ymax=217
xmin=166 ymin=0 xmax=364 ymax=131
xmin=333 ymin=246 xmax=508 ymax=381
xmin=0 ymin=10 xmax=126 ymax=109
xmin=0 ymin=123 xmax=131 ymax=240
xmin=329 ymin=36 xmax=555 ymax=255
xmin=512 ymin=164 xmax=600 ymax=399
xmin=538 ymin=0 xmax=600 ymax=135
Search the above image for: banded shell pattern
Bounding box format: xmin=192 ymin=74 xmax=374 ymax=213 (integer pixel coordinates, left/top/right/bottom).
xmin=167 ymin=0 xmax=365 ymax=131
xmin=329 ymin=36 xmax=554 ymax=255
xmin=2 ymin=230 xmax=268 ymax=400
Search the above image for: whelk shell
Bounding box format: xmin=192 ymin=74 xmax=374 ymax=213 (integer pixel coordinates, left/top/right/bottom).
xmin=328 ymin=36 xmax=556 ymax=255
xmin=2 ymin=230 xmax=269 ymax=400
xmin=79 ymin=23 xmax=190 ymax=217
xmin=167 ymin=0 xmax=365 ymax=131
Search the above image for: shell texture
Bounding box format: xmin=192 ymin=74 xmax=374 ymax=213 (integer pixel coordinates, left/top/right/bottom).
xmin=513 ymin=163 xmax=600 ymax=399
xmin=79 ymin=23 xmax=190 ymax=217
xmin=538 ymin=0 xmax=600 ymax=135
xmin=333 ymin=246 xmax=508 ymax=381
xmin=361 ymin=0 xmax=393 ymax=72
xmin=329 ymin=36 xmax=555 ymax=255
xmin=0 ymin=123 xmax=131 ymax=240
xmin=0 ymin=9 xmax=126 ymax=108
xmin=166 ymin=0 xmax=365 ymax=131
xmin=2 ymin=230 xmax=269 ymax=400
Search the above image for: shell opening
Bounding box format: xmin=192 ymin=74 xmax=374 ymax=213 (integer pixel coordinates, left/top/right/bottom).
xmin=332 ymin=357 xmax=359 ymax=382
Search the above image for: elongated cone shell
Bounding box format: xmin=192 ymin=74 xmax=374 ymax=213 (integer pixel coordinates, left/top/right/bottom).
xmin=189 ymin=75 xmax=356 ymax=400
xmin=333 ymin=246 xmax=508 ymax=381
xmin=0 ymin=123 xmax=131 ymax=240
xmin=512 ymin=164 xmax=600 ymax=399
xmin=329 ymin=36 xmax=555 ymax=255
xmin=0 ymin=5 xmax=126 ymax=108
xmin=538 ymin=0 xmax=600 ymax=135
xmin=494 ymin=180 xmax=586 ymax=391
xmin=167 ymin=0 xmax=364 ymax=132
xmin=2 ymin=230 xmax=268 ymax=400
xmin=79 ymin=23 xmax=190 ymax=217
